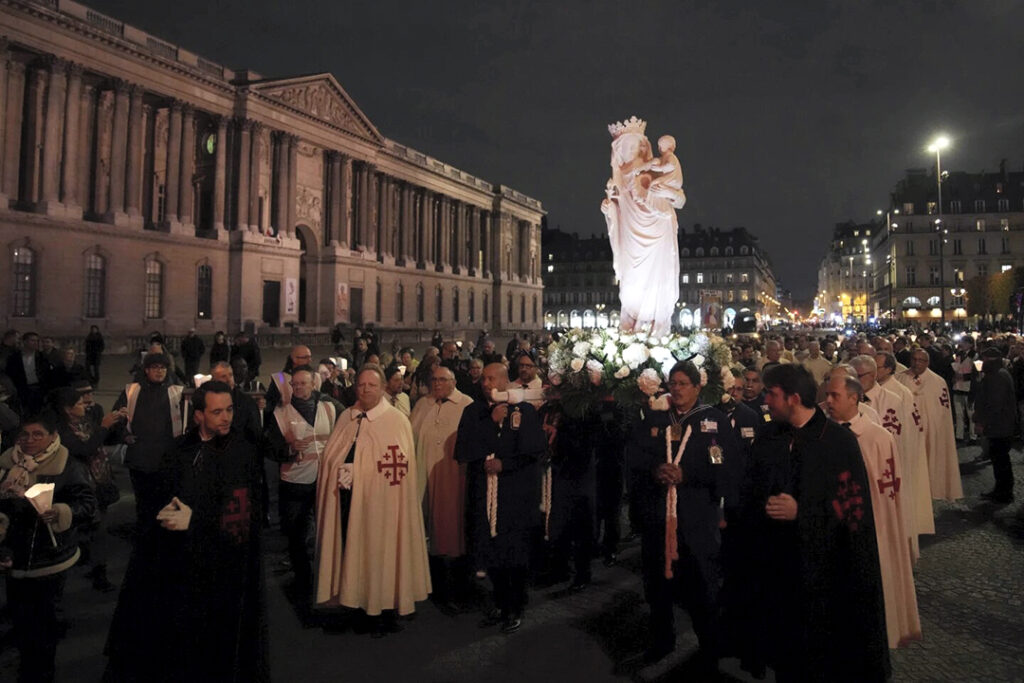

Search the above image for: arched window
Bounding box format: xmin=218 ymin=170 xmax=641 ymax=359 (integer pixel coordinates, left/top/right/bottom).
xmin=532 ymin=295 xmax=538 ymax=323
xmin=507 ymin=293 xmax=513 ymax=323
xmin=520 ymin=295 xmax=526 ymax=323
xmin=196 ymin=264 xmax=213 ymax=319
xmin=375 ymin=278 xmax=383 ymax=322
xmin=12 ymin=247 xmax=36 ymax=317
xmin=740 ymin=246 xmax=749 ymax=255
xmin=468 ymin=289 xmax=475 ymax=323
xmin=84 ymin=253 xmax=106 ymax=318
xmin=452 ymin=287 xmax=460 ymax=323
xmin=416 ymin=283 xmax=424 ymax=323
xmin=681 ymin=248 xmax=690 ymax=257
xmin=724 ymin=247 xmax=734 ymax=256
xmin=435 ymin=285 xmax=443 ymax=322
xmin=144 ymin=259 xmax=164 ymax=319
xmin=695 ymin=247 xmax=704 ymax=257
xmin=395 ymin=282 xmax=404 ymax=322
xmin=483 ymin=292 xmax=489 ymax=323
xmin=710 ymin=247 xmax=719 ymax=256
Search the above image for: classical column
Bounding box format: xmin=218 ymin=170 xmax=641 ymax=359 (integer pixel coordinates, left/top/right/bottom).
xmin=366 ymin=167 xmax=378 ymax=255
xmin=355 ymin=162 xmax=368 ymax=248
xmin=2 ymin=58 xmax=25 ymax=203
xmin=451 ymin=200 xmax=463 ymax=273
xmin=164 ymin=100 xmax=182 ymax=225
xmin=519 ymin=221 xmax=530 ymax=280
xmin=377 ymin=173 xmax=390 ymax=258
xmin=286 ymin=133 xmax=298 ymax=237
xmin=273 ymin=132 xmax=288 ymax=235
xmin=105 ymin=79 xmax=130 ymax=222
xmin=212 ymin=115 xmax=227 ymax=232
xmin=418 ymin=188 xmax=431 ymax=267
xmin=124 ymin=85 xmax=144 ymax=224
xmin=234 ymin=118 xmax=250 ymax=231
xmin=38 ymin=58 xmax=67 ymax=211
xmin=76 ymin=84 xmax=94 ymax=215
xmin=469 ymin=206 xmax=480 ymax=276
xmin=481 ymin=210 xmax=492 ymax=278
xmin=327 ymin=151 xmax=341 ymax=246
xmin=338 ymin=154 xmax=352 ymax=248
xmin=398 ymin=183 xmax=412 ymax=265
xmin=60 ymin=63 xmax=83 ymax=216
xmin=178 ymin=104 xmax=195 ymax=228
xmin=247 ymin=122 xmax=261 ymax=232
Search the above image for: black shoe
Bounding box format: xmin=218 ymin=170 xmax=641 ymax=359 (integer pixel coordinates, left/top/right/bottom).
xmin=479 ymin=607 xmax=503 ymax=628
xmin=981 ymin=490 xmax=1014 ymax=504
xmin=603 ymin=553 xmax=617 ymax=567
xmin=643 ymin=641 xmax=675 ymax=664
xmin=501 ymin=613 xmax=522 ymax=634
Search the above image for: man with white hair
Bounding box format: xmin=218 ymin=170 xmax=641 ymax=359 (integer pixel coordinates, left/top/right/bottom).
xmin=800 ymin=341 xmax=833 ymax=386
xmin=410 ymin=365 xmax=474 ymax=610
xmin=824 ymin=375 xmax=921 ymax=650
xmin=898 ymin=349 xmax=963 ymax=501
xmin=755 ymin=340 xmax=790 ymax=372
xmin=850 ymin=355 xmax=932 ymax=558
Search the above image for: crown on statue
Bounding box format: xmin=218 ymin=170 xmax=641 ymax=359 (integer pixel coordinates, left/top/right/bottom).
xmin=607 ymin=116 xmax=647 ymax=138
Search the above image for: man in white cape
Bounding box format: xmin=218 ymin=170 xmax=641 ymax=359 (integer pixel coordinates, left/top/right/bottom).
xmin=853 ymin=355 xmax=932 ymax=559
xmin=897 ymin=350 xmax=963 ymax=501
xmin=409 ymin=365 xmax=473 ymax=608
xmin=315 ymin=365 xmax=430 ymax=632
xmin=825 ymin=375 xmax=922 ymax=649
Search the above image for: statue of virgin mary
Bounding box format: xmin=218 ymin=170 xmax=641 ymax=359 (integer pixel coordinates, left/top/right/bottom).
xmin=601 ymin=116 xmax=686 ymax=337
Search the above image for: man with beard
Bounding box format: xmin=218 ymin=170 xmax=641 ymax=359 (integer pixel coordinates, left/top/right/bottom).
xmin=737 ymin=364 xmax=889 ymax=681
xmin=631 ymin=361 xmax=742 ymax=670
xmin=897 ymin=349 xmax=962 ymax=501
xmin=106 ymin=381 xmax=267 ymax=682
xmin=456 ymin=363 xmax=545 ymax=634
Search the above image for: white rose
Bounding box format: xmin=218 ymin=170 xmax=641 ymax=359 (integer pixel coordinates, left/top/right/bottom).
xmin=692 ymin=354 xmax=706 ymax=367
xmin=622 ymin=343 xmax=650 ymax=370
xmin=572 ymin=341 xmax=591 ymax=358
xmin=614 ymin=366 xmax=630 ymax=379
xmin=603 ymin=341 xmax=618 ymax=359
xmin=570 ymin=358 xmax=585 ymax=372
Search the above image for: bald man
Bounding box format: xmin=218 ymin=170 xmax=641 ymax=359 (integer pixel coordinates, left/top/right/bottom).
xmin=265 ymin=345 xmax=319 ymax=413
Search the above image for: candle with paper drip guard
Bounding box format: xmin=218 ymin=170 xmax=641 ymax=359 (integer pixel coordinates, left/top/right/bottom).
xmin=24 ymin=483 xmax=58 ymax=546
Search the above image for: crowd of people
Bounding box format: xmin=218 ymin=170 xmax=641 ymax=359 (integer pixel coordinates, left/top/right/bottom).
xmin=0 ymin=322 xmax=1018 ymax=681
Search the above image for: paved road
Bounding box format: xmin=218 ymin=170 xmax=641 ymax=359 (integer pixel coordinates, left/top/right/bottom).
xmin=2 ymin=351 xmax=1022 ymax=681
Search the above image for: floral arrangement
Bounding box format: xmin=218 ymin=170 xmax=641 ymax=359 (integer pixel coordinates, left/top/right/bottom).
xmin=545 ymin=327 xmax=733 ymax=418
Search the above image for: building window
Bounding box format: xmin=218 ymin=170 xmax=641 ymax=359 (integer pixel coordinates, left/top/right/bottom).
xmin=1001 ymin=218 xmax=1010 ymax=232
xmin=950 ymin=200 xmax=961 ymax=213
xmin=375 ymin=279 xmax=383 ymax=322
xmin=196 ymin=264 xmax=212 ymax=319
xmin=727 ymin=290 xmax=735 ymax=302
xmin=740 ymin=290 xmax=749 ymax=302
xmin=952 ymin=239 xmax=962 ymax=255
xmin=974 ymin=200 xmax=986 ymax=213
xmin=695 ymin=247 xmax=704 ymax=257
xmin=741 ymin=272 xmax=749 ymax=283
xmin=681 ymin=248 xmax=690 ymax=257
xmin=483 ymin=292 xmax=489 ymax=323
xmin=452 ymin=287 xmax=460 ymax=322
xmin=725 ymin=273 xmax=734 ymax=284
xmin=416 ymin=284 xmax=424 ymax=323
xmin=532 ymin=295 xmax=538 ymax=323
xmin=696 ymin=272 xmax=704 ymax=284
xmin=682 ymin=274 xmax=689 ymax=284
xmin=1002 ymin=236 xmax=1010 ymax=254
xmin=395 ymin=282 xmax=404 ymax=322
xmin=520 ymin=295 xmax=526 ymax=323
xmin=929 ymin=266 xmax=940 ymax=285
xmin=977 ymin=219 xmax=986 ymax=231
xmin=977 ymin=263 xmax=988 ymax=278
xmin=12 ymin=247 xmax=36 ymax=318
xmin=144 ymin=259 xmax=164 ymax=319
xmin=1002 ymin=264 xmax=1012 ymax=273
xmin=927 ymin=202 xmax=937 ymax=215
xmin=999 ymin=199 xmax=1010 ymax=212
xmin=435 ymin=286 xmax=443 ymax=322
xmin=902 ymin=202 xmax=914 ymax=214
xmin=507 ymin=293 xmax=513 ymax=323
xmin=905 ymin=266 xmax=916 ymax=286
xmin=468 ymin=289 xmax=475 ymax=323
xmin=905 ymin=240 xmax=915 ymax=256
xmin=978 ymin=238 xmax=987 ymax=255
xmin=710 ymin=272 xmax=718 ymax=285
xmin=929 ymin=239 xmax=939 ymax=256
xmin=84 ymin=253 xmax=106 ymax=318
xmin=710 ymin=247 xmax=719 ymax=256
xmin=725 ymin=247 xmax=734 ymax=256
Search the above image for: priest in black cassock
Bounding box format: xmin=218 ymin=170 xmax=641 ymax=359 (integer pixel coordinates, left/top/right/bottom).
xmin=455 ymin=363 xmax=545 ymax=634
xmin=104 ymin=381 xmax=268 ymax=683
xmin=737 ymin=364 xmax=888 ymax=682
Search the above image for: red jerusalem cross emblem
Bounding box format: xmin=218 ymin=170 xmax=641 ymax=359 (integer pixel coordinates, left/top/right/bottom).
xmin=877 ymin=455 xmax=901 ymax=501
xmin=882 ymin=408 xmax=902 ymax=435
xmin=221 ymin=487 xmax=251 ymax=544
xmin=377 ymin=444 xmax=409 ymax=486
xmin=939 ymin=388 xmax=950 ymax=409
xmin=832 ymin=470 xmax=865 ymax=531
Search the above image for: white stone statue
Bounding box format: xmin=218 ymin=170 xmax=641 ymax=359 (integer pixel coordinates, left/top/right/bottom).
xmin=601 ymin=117 xmax=686 ymax=337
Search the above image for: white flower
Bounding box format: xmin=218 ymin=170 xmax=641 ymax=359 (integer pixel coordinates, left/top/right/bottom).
xmin=602 ymin=341 xmax=618 ymax=359
xmin=570 ymin=358 xmax=585 ymax=372
xmin=649 ymin=345 xmax=674 ymax=366
xmin=622 ymin=343 xmax=650 ymax=369
xmin=692 ymin=353 xmax=706 ymax=367
xmin=637 ymin=368 xmax=663 ymax=396
xmin=586 ymin=359 xmax=604 ymax=385
xmin=589 ymin=333 xmax=603 ymax=348
xmin=549 ymin=372 xmax=563 ymax=386
xmin=606 ymin=329 xmax=620 ymax=342
xmin=572 ymin=342 xmax=591 ymax=358
xmin=614 ymin=366 xmax=630 ymax=379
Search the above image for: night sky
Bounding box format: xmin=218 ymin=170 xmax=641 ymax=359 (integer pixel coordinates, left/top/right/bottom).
xmin=87 ymin=0 xmax=1024 ymax=299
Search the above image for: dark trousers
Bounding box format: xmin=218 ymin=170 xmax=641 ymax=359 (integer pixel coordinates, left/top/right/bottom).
xmin=641 ymin=525 xmax=722 ymax=655
xmin=278 ymin=479 xmax=317 ymax=588
xmin=129 ymin=468 xmax=165 ymax=535
xmin=595 ymin=450 xmax=623 ymax=555
xmin=988 ymin=436 xmax=1015 ymax=494
xmin=489 ymin=566 xmax=528 ymax=616
xmin=552 ymin=494 xmax=595 ymax=582
xmin=7 ymin=573 xmax=66 ymax=683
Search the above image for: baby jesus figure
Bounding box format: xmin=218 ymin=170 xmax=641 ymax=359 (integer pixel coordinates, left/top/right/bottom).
xmin=636 ymin=135 xmax=686 ymax=209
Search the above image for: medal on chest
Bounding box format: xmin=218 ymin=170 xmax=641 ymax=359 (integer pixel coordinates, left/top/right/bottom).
xmin=669 ymin=423 xmax=683 ymax=441
xmin=510 ymin=407 xmax=521 ymax=430
xmin=709 ymin=440 xmax=724 ymax=465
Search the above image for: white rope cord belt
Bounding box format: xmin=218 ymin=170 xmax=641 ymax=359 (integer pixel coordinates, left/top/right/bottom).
xmin=540 ymin=465 xmax=553 ymax=540
xmin=664 ymin=424 xmax=692 ymax=579
xmin=486 ymin=453 xmax=498 ymax=537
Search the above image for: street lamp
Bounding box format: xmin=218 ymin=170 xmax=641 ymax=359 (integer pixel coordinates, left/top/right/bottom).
xmin=927 ymin=135 xmax=950 ymax=325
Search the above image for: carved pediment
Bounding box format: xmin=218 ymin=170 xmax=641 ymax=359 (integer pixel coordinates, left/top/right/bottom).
xmin=250 ymin=74 xmax=383 ymax=145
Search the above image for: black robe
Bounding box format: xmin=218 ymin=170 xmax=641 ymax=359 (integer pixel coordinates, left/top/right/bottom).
xmin=105 ymin=428 xmax=268 ymax=683
xmin=737 ymin=408 xmax=889 ymax=682
xmin=455 ymin=399 xmax=545 ymax=568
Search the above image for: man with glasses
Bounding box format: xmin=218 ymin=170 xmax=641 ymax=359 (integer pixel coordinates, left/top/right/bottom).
xmin=410 ymin=366 xmax=474 ymax=612
xmin=265 ymin=345 xmax=316 ymax=415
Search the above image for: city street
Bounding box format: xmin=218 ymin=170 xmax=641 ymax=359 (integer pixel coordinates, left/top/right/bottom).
xmin=2 ymin=349 xmax=1022 ymax=682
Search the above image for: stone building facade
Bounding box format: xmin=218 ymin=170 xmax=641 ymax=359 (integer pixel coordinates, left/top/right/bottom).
xmin=0 ymin=0 xmax=544 ymax=339
xmin=541 ymin=224 xmax=778 ymax=330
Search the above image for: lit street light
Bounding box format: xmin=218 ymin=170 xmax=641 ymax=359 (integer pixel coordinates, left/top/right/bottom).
xmin=928 ymin=135 xmax=951 ymax=325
